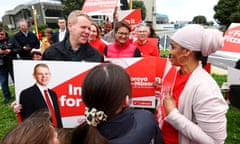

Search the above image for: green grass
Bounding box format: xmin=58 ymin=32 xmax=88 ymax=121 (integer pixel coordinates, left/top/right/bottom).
xmin=0 ymin=86 xmax=17 ymax=139
xmin=212 ymin=74 xmax=240 ymax=144
xmin=160 ymin=50 xmax=170 ymax=58
xmin=0 ymin=75 xmax=240 ymax=143
xmin=226 ymin=106 xmax=240 ymax=143
xmin=211 ymin=74 xmax=227 ymax=88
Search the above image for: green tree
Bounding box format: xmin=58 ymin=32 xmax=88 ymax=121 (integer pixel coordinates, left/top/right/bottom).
xmin=230 ymin=12 xmax=240 ymax=23
xmin=62 ymin=0 xmax=85 ymax=18
xmin=192 ymin=15 xmax=207 ymax=25
xmin=132 ymin=1 xmax=146 ymax=20
xmin=214 ymin=0 xmax=240 ymax=27
xmin=207 ymin=21 xmax=214 ymax=26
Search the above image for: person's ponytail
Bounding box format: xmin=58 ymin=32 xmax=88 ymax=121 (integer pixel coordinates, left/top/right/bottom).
xmin=71 ymin=122 xmax=109 ymax=144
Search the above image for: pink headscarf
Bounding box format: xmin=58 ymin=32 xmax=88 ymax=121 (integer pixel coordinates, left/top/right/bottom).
xmin=171 ymin=24 xmax=224 ymax=56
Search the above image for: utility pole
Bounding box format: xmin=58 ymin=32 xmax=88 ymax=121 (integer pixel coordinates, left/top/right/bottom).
xmin=152 ymin=0 xmax=156 ymax=29
xmin=32 ymin=6 xmax=39 ymax=39
xmin=129 ymin=0 xmax=132 ymax=10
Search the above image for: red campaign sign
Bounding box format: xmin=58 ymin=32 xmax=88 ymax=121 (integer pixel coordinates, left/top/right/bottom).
xmin=122 ymin=9 xmax=142 ymax=30
xmin=118 ymin=9 xmax=142 ymax=31
xmin=107 ymin=57 xmax=169 ymax=108
xmin=126 ymin=57 xmax=166 ymax=98
xmin=220 ymin=23 xmax=240 ymax=53
xmin=127 ymin=59 xmax=158 ymax=107
xmin=52 ymin=70 xmax=90 ymax=117
xmin=53 ymin=57 xmax=169 ymax=118
xmin=82 ymin=0 xmax=118 ymax=15
xmin=155 ymin=65 xmax=178 ymax=128
xmin=14 ymin=58 xmax=175 ymax=127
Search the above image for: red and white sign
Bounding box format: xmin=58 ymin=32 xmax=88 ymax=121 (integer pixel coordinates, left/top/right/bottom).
xmin=155 ymin=64 xmax=178 ymax=128
xmin=82 ymin=0 xmax=118 ymax=16
xmin=14 ymin=60 xmax=99 ymax=127
xmin=220 ymin=23 xmax=240 ymax=53
xmin=118 ymin=9 xmax=142 ymax=30
xmin=14 ymin=58 xmax=173 ymax=127
xmin=106 ymin=57 xmax=167 ymax=108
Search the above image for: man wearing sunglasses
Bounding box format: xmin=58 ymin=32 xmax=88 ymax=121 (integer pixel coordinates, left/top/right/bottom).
xmin=0 ymin=27 xmax=21 ymax=104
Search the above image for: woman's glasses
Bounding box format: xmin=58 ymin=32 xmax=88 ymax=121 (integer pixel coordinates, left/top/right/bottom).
xmin=117 ymin=32 xmax=130 ymax=36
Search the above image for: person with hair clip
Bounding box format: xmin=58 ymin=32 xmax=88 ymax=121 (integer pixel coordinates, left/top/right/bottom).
xmin=71 ymin=63 xmax=162 ymax=144
xmin=159 ymin=24 xmax=228 ymax=144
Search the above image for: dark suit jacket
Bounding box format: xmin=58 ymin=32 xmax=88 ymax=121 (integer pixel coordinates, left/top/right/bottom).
xmin=14 ymin=31 xmax=40 ymax=59
xmin=19 ymin=84 xmax=63 ymax=128
xmin=53 ymin=29 xmax=69 ymax=43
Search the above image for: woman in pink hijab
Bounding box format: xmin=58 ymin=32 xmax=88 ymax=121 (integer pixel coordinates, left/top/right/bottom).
xmin=160 ymin=24 xmax=228 ymax=144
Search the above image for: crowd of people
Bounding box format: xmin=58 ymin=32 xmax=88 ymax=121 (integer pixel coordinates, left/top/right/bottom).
xmin=0 ymin=9 xmax=161 ymax=104
xmin=0 ymin=8 xmax=229 ymax=144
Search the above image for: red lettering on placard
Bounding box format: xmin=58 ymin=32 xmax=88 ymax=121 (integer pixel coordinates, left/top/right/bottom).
xmin=133 ymin=100 xmax=152 ymax=106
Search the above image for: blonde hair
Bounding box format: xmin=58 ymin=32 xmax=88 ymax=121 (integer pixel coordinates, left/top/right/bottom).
xmin=67 ymin=10 xmax=91 ymax=25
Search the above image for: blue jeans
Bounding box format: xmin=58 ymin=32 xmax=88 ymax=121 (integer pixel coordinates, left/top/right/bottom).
xmin=0 ymin=64 xmax=12 ymax=99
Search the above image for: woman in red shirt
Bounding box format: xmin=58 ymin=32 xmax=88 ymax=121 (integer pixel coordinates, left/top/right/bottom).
xmin=133 ymin=23 xmax=160 ymax=57
xmin=88 ymin=23 xmax=107 ymax=55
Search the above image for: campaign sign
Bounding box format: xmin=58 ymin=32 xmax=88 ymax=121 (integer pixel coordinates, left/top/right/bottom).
xmin=118 ymin=9 xmax=142 ymax=31
xmin=82 ymin=0 xmax=118 ymax=16
xmin=106 ymin=57 xmax=167 ymax=108
xmin=14 ymin=60 xmax=100 ymax=127
xmin=220 ymin=23 xmax=240 ymax=53
xmin=14 ymin=57 xmax=170 ymax=127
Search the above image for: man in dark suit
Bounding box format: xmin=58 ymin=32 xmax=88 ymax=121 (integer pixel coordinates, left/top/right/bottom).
xmin=14 ymin=19 xmax=40 ymax=59
xmin=53 ymin=17 xmax=68 ymax=43
xmin=19 ymin=63 xmax=63 ymax=128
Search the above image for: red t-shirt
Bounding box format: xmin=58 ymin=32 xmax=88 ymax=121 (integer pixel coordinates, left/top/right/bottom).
xmin=89 ymin=39 xmax=106 ymax=55
xmin=133 ymin=39 xmax=160 ymax=57
xmin=162 ymin=71 xmax=192 ymax=144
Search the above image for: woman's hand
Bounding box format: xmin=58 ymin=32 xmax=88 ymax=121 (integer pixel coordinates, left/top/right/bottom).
xmin=163 ymin=87 xmax=176 ymax=115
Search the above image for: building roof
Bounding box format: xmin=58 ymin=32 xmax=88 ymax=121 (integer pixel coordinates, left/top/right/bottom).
xmin=4 ymin=0 xmax=62 ymax=15
xmin=156 ymin=13 xmax=168 ymax=19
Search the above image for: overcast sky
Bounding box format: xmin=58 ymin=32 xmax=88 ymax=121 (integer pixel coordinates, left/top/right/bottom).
xmin=156 ymin=0 xmax=219 ymax=22
xmin=0 ymin=0 xmax=219 ymax=22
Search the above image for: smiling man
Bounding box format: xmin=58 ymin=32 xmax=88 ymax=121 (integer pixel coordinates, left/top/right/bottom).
xmin=42 ymin=10 xmax=103 ymax=62
xmin=19 ymin=63 xmax=63 ymax=128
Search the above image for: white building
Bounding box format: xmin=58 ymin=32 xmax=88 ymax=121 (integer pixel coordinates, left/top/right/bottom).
xmin=2 ymin=0 xmax=63 ymax=29
xmin=136 ymin=0 xmax=156 ymax=24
